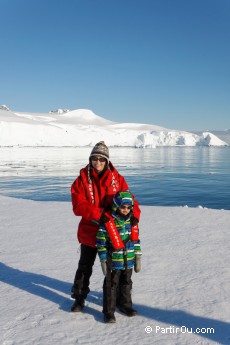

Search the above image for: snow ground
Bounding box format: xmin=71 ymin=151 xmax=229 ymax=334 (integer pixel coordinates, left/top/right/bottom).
xmin=0 ymin=195 xmax=230 ymax=345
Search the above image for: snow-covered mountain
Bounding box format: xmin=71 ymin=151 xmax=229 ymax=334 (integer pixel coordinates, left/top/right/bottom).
xmin=0 ymin=107 xmax=228 ymax=147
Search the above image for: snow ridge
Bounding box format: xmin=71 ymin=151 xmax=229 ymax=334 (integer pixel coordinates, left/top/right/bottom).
xmin=0 ymin=108 xmax=228 ymax=147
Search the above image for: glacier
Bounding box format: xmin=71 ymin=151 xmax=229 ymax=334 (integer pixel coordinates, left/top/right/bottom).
xmin=0 ymin=107 xmax=228 ymax=147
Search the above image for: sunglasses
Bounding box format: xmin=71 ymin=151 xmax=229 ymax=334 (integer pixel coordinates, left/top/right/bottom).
xmin=91 ymin=156 xmax=107 ymax=162
xmin=120 ymin=205 xmax=133 ymax=210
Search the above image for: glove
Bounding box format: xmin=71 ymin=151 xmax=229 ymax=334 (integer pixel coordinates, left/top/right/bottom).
xmin=104 ymin=204 xmax=112 ymax=213
xmin=101 ymin=261 xmax=107 ymax=276
xmin=100 ymin=213 xmax=110 ymax=224
xmin=134 ymin=254 xmax=141 ymax=273
xmin=130 ymin=216 xmax=139 ymax=226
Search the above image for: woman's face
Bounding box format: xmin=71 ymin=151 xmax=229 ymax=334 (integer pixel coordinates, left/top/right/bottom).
xmin=91 ymin=156 xmax=107 ymax=173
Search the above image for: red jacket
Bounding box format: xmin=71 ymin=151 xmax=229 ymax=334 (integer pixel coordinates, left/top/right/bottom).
xmin=71 ymin=162 xmax=141 ymax=247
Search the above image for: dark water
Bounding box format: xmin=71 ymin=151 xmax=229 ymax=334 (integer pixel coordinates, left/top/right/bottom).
xmin=0 ymin=147 xmax=229 ymax=210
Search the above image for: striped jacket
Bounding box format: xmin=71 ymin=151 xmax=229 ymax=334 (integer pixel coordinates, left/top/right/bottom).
xmin=96 ymin=213 xmax=141 ymax=270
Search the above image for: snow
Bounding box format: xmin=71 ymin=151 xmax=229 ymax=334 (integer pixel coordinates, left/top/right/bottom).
xmin=1 ymin=195 xmax=229 ymax=345
xmin=0 ymin=108 xmax=228 ymax=147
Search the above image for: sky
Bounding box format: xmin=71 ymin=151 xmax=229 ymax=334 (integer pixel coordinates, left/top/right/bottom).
xmin=0 ymin=0 xmax=229 ymax=131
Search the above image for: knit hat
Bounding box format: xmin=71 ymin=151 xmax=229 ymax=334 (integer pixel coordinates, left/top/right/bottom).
xmin=113 ymin=190 xmax=134 ymax=211
xmin=89 ymin=141 xmax=109 ymax=164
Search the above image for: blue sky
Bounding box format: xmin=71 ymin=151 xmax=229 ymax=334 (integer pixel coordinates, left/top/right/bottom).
xmin=1 ymin=0 xmax=229 ymax=130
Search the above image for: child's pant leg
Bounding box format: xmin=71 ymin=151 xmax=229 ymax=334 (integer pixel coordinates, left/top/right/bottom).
xmin=118 ymin=269 xmax=133 ymax=309
xmin=103 ymin=269 xmax=121 ymax=314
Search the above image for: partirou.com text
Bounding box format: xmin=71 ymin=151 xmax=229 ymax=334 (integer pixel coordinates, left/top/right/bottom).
xmin=145 ymin=325 xmax=215 ymax=335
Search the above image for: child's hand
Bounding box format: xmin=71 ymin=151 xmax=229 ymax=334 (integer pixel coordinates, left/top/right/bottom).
xmin=134 ymin=254 xmax=141 ymax=273
xmin=130 ymin=216 xmax=139 ymax=226
xmin=101 ymin=261 xmax=107 ymax=276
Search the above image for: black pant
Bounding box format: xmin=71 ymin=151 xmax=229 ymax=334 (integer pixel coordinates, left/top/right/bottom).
xmin=72 ymin=244 xmax=97 ymax=300
xmin=103 ymin=268 xmax=133 ymax=315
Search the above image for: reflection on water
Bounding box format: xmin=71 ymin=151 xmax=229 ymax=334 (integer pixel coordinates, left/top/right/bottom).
xmin=0 ymin=147 xmax=229 ymax=209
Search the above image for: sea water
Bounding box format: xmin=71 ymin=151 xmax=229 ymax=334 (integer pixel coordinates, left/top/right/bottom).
xmin=0 ymin=147 xmax=229 ymax=210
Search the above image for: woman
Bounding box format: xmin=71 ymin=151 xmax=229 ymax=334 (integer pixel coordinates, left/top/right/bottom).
xmin=70 ymin=141 xmax=140 ymax=312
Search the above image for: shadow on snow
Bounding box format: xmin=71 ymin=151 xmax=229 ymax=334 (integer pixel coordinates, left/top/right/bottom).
xmin=1 ymin=263 xmax=229 ymax=344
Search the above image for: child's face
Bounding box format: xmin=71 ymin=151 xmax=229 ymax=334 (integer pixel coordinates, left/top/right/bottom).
xmin=118 ymin=203 xmax=132 ymax=216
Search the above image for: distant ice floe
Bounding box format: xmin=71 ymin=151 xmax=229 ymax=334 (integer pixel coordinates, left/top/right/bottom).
xmin=183 ymin=205 xmax=208 ymax=209
xmin=49 ymin=109 xmax=70 ymax=114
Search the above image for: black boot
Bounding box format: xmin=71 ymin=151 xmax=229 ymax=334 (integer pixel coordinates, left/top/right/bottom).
xmin=71 ymin=296 xmax=85 ymax=312
xmin=104 ymin=313 xmax=116 ymax=323
xmin=119 ymin=306 xmax=137 ymax=317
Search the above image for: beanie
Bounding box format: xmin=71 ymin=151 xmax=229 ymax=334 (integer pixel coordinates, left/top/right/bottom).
xmin=113 ymin=190 xmax=134 ymax=209
xmin=89 ymin=141 xmax=109 ymax=164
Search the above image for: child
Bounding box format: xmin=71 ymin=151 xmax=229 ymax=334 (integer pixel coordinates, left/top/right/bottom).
xmin=96 ymin=190 xmax=142 ymax=323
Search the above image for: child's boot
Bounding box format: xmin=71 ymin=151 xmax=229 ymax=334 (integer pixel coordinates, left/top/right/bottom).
xmin=104 ymin=312 xmax=116 ymax=323
xmin=119 ymin=306 xmax=137 ymax=317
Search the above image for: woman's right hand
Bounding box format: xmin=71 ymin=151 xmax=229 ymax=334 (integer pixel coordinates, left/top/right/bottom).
xmin=100 ymin=213 xmax=110 ymax=224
